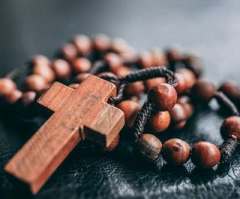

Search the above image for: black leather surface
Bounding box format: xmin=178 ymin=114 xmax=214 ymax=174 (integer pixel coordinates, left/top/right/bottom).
xmin=1 ymin=1 xmax=240 ymax=198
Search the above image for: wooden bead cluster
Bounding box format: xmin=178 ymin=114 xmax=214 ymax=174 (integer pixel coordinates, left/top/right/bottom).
xmin=1 ymin=34 xmax=240 ymax=170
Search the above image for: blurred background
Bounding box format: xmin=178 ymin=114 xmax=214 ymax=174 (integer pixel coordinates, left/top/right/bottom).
xmin=1 ymin=0 xmax=240 ymax=83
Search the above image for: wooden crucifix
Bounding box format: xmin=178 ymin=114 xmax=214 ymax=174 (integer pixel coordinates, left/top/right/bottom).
xmin=4 ymin=75 xmax=125 ymax=194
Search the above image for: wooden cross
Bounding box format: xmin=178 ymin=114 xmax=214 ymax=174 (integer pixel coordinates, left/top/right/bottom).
xmin=4 ymin=75 xmax=125 ymax=194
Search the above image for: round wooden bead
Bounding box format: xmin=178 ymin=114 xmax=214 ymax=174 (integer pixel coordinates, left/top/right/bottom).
xmin=0 ymin=78 xmax=16 ymax=96
xmin=165 ymin=48 xmax=182 ymax=63
xmin=150 ymin=48 xmax=167 ymax=66
xmin=104 ymin=53 xmax=122 ymax=72
xmin=162 ymin=138 xmax=190 ymax=166
xmin=145 ymin=77 xmax=166 ymax=91
xmin=93 ymin=34 xmax=111 ymax=52
xmin=183 ymin=54 xmax=203 ymax=77
xmin=31 ymin=55 xmax=50 ymax=66
xmin=138 ymin=51 xmax=153 ymax=68
xmin=51 ymin=59 xmax=71 ymax=79
xmin=111 ymin=38 xmax=130 ymax=53
xmin=192 ymin=80 xmax=216 ymax=102
xmin=150 ymin=111 xmax=171 ymax=132
xmin=25 ymin=74 xmax=48 ymax=92
xmin=126 ymin=82 xmax=145 ymax=96
xmin=61 ymin=43 xmax=78 ymax=62
xmin=21 ymin=91 xmax=37 ymax=106
xmin=221 ymin=116 xmax=240 ymax=139
xmin=72 ymin=57 xmax=91 ymax=73
xmin=170 ymin=103 xmax=187 ymax=124
xmin=117 ymin=100 xmax=140 ymax=127
xmin=148 ymin=83 xmax=177 ymax=111
xmin=178 ymin=96 xmax=193 ymax=118
xmin=75 ymin=73 xmax=90 ymax=83
xmin=137 ymin=133 xmax=162 ymax=161
xmin=176 ymin=68 xmax=196 ymax=90
xmin=191 ymin=141 xmax=221 ymax=168
xmin=33 ymin=64 xmax=55 ymax=82
xmin=219 ymin=81 xmax=240 ymax=105
xmin=72 ymin=35 xmax=92 ymax=55
xmin=5 ymin=89 xmax=23 ymax=104
xmin=105 ymin=135 xmax=120 ymax=152
xmin=175 ymin=73 xmax=187 ymax=94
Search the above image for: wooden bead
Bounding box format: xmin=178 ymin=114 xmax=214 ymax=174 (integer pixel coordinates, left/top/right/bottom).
xmin=117 ymin=100 xmax=140 ymax=127
xmin=72 ymin=35 xmax=92 ymax=55
xmin=148 ymin=83 xmax=177 ymax=111
xmin=5 ymin=89 xmax=23 ymax=104
xmin=192 ymin=80 xmax=216 ymax=102
xmin=219 ymin=81 xmax=240 ymax=106
xmin=75 ymin=73 xmax=90 ymax=83
xmin=175 ymin=73 xmax=188 ymax=94
xmin=183 ymin=54 xmax=203 ymax=77
xmin=174 ymin=120 xmax=187 ymax=129
xmin=69 ymin=83 xmax=80 ymax=89
xmin=72 ymin=58 xmax=91 ymax=73
xmin=51 ymin=59 xmax=71 ymax=79
xmin=93 ymin=34 xmax=111 ymax=52
xmin=21 ymin=91 xmax=37 ymax=106
xmin=25 ymin=74 xmax=48 ymax=92
xmin=138 ymin=51 xmax=153 ymax=68
xmin=126 ymin=82 xmax=145 ymax=96
xmin=104 ymin=53 xmax=122 ymax=72
xmin=170 ymin=103 xmax=187 ymax=124
xmin=165 ymin=48 xmax=182 ymax=63
xmin=105 ymin=135 xmax=120 ymax=152
xmin=177 ymin=68 xmax=196 ymax=90
xmin=221 ymin=116 xmax=240 ymax=139
xmin=111 ymin=38 xmax=130 ymax=53
xmin=145 ymin=77 xmax=166 ymax=91
xmin=137 ymin=133 xmax=162 ymax=161
xmin=178 ymin=96 xmax=193 ymax=118
xmin=61 ymin=43 xmax=78 ymax=62
xmin=150 ymin=111 xmax=171 ymax=132
xmin=0 ymin=78 xmax=16 ymax=96
xmin=33 ymin=64 xmax=55 ymax=82
xmin=150 ymin=48 xmax=167 ymax=66
xmin=162 ymin=138 xmax=190 ymax=166
xmin=31 ymin=55 xmax=50 ymax=66
xmin=192 ymin=142 xmax=221 ymax=168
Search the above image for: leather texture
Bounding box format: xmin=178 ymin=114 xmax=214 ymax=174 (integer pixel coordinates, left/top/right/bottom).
xmin=1 ymin=1 xmax=240 ymax=198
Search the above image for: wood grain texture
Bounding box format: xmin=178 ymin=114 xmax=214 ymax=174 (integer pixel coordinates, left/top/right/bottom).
xmin=4 ymin=75 xmax=125 ymax=194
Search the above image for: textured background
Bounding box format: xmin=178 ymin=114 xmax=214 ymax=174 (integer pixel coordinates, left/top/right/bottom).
xmin=1 ymin=0 xmax=240 ymax=198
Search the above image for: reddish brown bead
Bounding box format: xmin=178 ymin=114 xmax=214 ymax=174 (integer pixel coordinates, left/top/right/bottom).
xmin=72 ymin=57 xmax=91 ymax=73
xmin=138 ymin=51 xmax=153 ymax=68
xmin=61 ymin=43 xmax=78 ymax=61
xmin=150 ymin=49 xmax=167 ymax=66
xmin=174 ymin=120 xmax=187 ymax=129
xmin=221 ymin=116 xmax=240 ymax=139
xmin=0 ymin=78 xmax=16 ymax=96
xmin=192 ymin=142 xmax=221 ymax=168
xmin=219 ymin=81 xmax=240 ymax=106
xmin=5 ymin=89 xmax=23 ymax=104
xmin=126 ymin=82 xmax=145 ymax=96
xmin=111 ymin=38 xmax=130 ymax=53
xmin=192 ymin=80 xmax=216 ymax=102
xmin=148 ymin=83 xmax=177 ymax=111
xmin=162 ymin=138 xmax=190 ymax=166
xmin=175 ymin=73 xmax=188 ymax=94
xmin=145 ymin=77 xmax=166 ymax=91
xmin=31 ymin=55 xmax=50 ymax=66
xmin=93 ymin=34 xmax=111 ymax=52
xmin=165 ymin=48 xmax=183 ymax=63
xmin=137 ymin=133 xmax=162 ymax=161
xmin=75 ymin=73 xmax=90 ymax=83
xmin=21 ymin=91 xmax=37 ymax=106
xmin=177 ymin=68 xmax=196 ymax=90
xmin=178 ymin=96 xmax=193 ymax=118
xmin=72 ymin=35 xmax=92 ymax=55
xmin=150 ymin=111 xmax=171 ymax=133
xmin=25 ymin=74 xmax=48 ymax=92
xmin=104 ymin=53 xmax=122 ymax=72
xmin=51 ymin=59 xmax=71 ymax=79
xmin=105 ymin=135 xmax=120 ymax=152
xmin=33 ymin=64 xmax=55 ymax=83
xmin=170 ymin=103 xmax=188 ymax=124
xmin=117 ymin=100 xmax=140 ymax=127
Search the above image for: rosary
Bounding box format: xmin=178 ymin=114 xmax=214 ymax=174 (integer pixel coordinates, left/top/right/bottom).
xmin=0 ymin=34 xmax=240 ymax=194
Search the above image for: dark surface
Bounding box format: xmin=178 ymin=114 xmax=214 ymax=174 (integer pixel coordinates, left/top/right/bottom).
xmin=1 ymin=1 xmax=240 ymax=198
